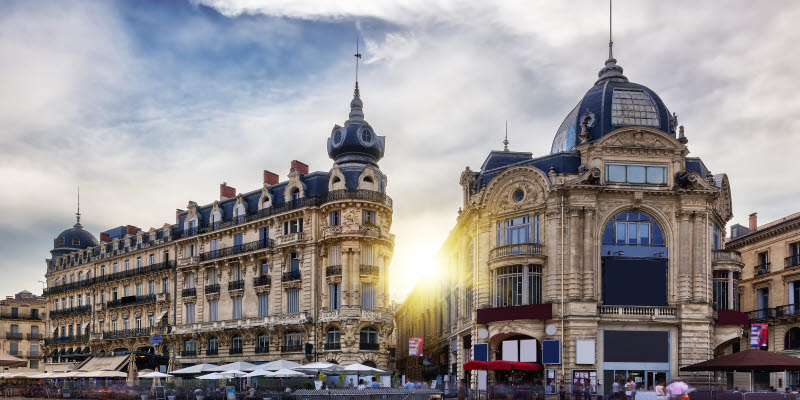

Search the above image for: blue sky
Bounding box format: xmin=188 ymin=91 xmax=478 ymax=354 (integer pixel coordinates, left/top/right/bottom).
xmin=1 ymin=0 xmax=799 ymax=299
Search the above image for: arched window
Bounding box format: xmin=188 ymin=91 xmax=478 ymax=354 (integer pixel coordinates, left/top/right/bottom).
xmin=361 ymin=129 xmax=372 ymax=143
xmin=331 ymin=176 xmax=344 ymax=191
xmin=183 ymin=339 xmax=196 ymax=356
xmin=256 ymin=333 xmax=269 ymax=353
xmin=359 ymin=327 xmax=379 ymax=350
xmin=291 ymin=188 xmax=301 ymax=201
xmin=72 ymin=237 xmax=80 ymax=246
xmin=283 ymin=331 xmax=302 ymax=352
xmin=230 ymin=335 xmax=243 ymax=354
xmin=786 ymin=328 xmax=800 ymax=350
xmin=235 ymin=204 xmax=245 ymax=218
xmin=602 ymin=211 xmax=665 ymax=252
xmin=58 ymin=237 xmax=65 ymax=245
xmin=326 ymin=328 xmax=341 ymax=350
xmin=362 ymin=360 xmax=377 ymax=368
xmin=207 ymin=337 xmax=218 ymax=356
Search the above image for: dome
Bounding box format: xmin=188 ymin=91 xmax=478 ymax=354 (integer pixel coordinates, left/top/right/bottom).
xmin=327 ymin=83 xmax=385 ymax=166
xmin=550 ymin=57 xmax=676 ymax=154
xmin=52 ymin=221 xmax=98 ymax=255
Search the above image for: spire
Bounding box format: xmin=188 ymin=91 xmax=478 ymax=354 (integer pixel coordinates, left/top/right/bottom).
xmin=75 ymin=186 xmax=82 ymax=228
xmin=608 ymin=0 xmax=613 ymax=61
xmin=503 ymin=121 xmax=509 ymax=152
xmin=348 ymin=36 xmax=365 ymax=123
xmin=595 ymin=0 xmax=627 ymax=84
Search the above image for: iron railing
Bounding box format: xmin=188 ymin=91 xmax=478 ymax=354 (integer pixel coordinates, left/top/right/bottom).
xmin=359 ymin=342 xmax=379 ymax=351
xmin=787 ymin=255 xmax=800 ymax=269
xmin=50 ymin=305 xmax=91 ymax=319
xmin=229 ymin=347 xmax=243 ymax=355
xmin=199 ymin=239 xmax=274 ymax=262
xmin=5 ymin=332 xmax=22 ymax=340
xmin=45 ymin=334 xmax=89 ymax=345
xmin=360 ymin=265 xmax=379 ymax=276
xmin=281 ymin=344 xmax=303 ymax=352
xmin=182 ymin=288 xmax=197 ymax=298
xmin=181 ymin=350 xmax=197 ymax=357
xmin=106 ymin=294 xmax=156 ymax=309
xmin=255 ymin=346 xmax=270 ymax=354
xmin=0 ymin=311 xmax=42 ymax=320
xmin=324 ymin=342 xmax=341 ymax=350
xmin=326 ymin=265 xmax=342 ymax=277
xmin=282 ymin=271 xmax=301 ymax=282
xmin=205 ymin=284 xmax=220 ymax=294
xmin=755 ymin=262 xmax=771 ymax=276
xmin=102 ymin=328 xmax=151 ymax=339
xmin=206 ymin=348 xmax=218 ymax=356
xmin=489 ymin=243 xmax=545 ymax=261
xmin=253 ymin=275 xmax=271 ymax=287
xmin=228 ymin=280 xmax=245 ymax=291
xmin=27 ymin=333 xmax=42 ymax=340
xmin=46 ymin=261 xmax=176 ymax=295
xmin=323 ymin=189 xmax=393 ymax=208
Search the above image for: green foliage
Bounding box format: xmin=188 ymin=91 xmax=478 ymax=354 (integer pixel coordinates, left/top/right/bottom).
xmin=301 ymin=381 xmax=314 ymax=390
xmin=318 ymin=372 xmax=327 ymax=381
xmin=338 ymin=372 xmax=348 ymax=385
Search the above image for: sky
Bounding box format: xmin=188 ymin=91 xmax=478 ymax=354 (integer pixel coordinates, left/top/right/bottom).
xmin=1 ymin=0 xmax=799 ymax=301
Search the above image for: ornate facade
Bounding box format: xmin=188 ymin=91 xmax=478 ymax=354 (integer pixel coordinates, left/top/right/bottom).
xmin=43 ymin=83 xmax=396 ymax=371
xmin=396 ymin=52 xmax=745 ymax=391
xmin=0 ymin=292 xmax=45 ymax=371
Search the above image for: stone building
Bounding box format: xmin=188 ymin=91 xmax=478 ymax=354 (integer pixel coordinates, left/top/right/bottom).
xmin=395 ymin=50 xmax=746 ymax=391
xmin=0 ymin=293 xmax=46 ymax=371
xmin=728 ymin=211 xmax=800 ymax=389
xmin=43 ymin=82 xmax=396 ymax=371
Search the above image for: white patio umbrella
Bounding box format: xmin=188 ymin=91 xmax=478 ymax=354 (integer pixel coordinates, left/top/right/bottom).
xmin=342 ymin=363 xmax=385 ymax=373
xmin=196 ymin=372 xmax=229 ymax=380
xmin=259 ymin=360 xmax=302 ymax=371
xmin=297 ymin=362 xmax=344 ymax=372
xmin=220 ymin=370 xmax=248 ymax=378
xmin=140 ymin=371 xmax=173 ymax=378
xmin=243 ymin=369 xmax=275 ymax=378
xmin=210 ymin=361 xmax=259 ymax=372
xmin=170 ymin=363 xmax=219 ymax=375
xmin=270 ymin=368 xmax=310 ymax=378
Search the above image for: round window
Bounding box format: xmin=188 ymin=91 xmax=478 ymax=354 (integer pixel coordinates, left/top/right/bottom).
xmin=361 ymin=129 xmax=372 ymax=143
xmin=513 ymin=189 xmax=524 ymax=202
xmin=333 ymin=130 xmax=342 ymax=145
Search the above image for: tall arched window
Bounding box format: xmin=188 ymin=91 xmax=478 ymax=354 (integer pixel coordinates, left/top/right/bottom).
xmin=601 ymin=211 xmax=668 ymax=307
xmin=207 ymin=337 xmax=218 ymax=356
xmin=183 ymin=339 xmax=196 ymax=356
xmin=359 ymin=327 xmax=379 ymax=350
xmin=283 ymin=331 xmax=302 ymax=352
xmin=256 ymin=333 xmax=269 ymax=353
xmin=326 ymin=328 xmax=341 ymax=350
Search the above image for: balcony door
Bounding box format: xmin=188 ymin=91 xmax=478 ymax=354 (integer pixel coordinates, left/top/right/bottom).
xmin=757 ymin=288 xmax=769 ymax=319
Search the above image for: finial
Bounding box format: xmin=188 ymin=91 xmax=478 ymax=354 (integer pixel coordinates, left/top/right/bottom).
xmin=354 ymin=36 xmax=362 ymax=95
xmin=608 ymin=0 xmax=613 ymax=61
xmin=503 ymin=121 xmax=509 ymax=151
xmin=346 ymin=36 xmax=365 ymax=123
xmin=75 ymin=186 xmax=82 ymax=228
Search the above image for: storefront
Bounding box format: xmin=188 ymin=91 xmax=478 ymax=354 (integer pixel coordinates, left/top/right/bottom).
xmin=601 ymin=330 xmax=671 ymax=394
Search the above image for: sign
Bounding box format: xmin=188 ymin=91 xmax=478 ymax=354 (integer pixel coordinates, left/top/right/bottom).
xmin=149 ymin=335 xmax=163 ymax=345
xmin=154 ymin=386 xmax=165 ymax=400
xmin=225 ymin=386 xmax=236 ymax=400
xmin=543 ymin=340 xmax=561 ymax=364
xmin=751 ymin=323 xmax=769 ymax=347
xmin=473 ymin=343 xmax=488 ymax=362
xmin=409 ymin=337 xmax=423 ymax=357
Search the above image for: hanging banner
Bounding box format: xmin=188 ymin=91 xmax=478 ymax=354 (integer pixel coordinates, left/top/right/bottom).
xmin=409 ymin=337 xmax=423 ymax=357
xmin=750 ymin=323 xmax=768 ymax=347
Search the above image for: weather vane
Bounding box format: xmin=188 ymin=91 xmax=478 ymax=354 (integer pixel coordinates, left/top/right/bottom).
xmin=354 ymin=36 xmax=362 ymax=84
xmin=503 ymin=121 xmax=509 ymax=152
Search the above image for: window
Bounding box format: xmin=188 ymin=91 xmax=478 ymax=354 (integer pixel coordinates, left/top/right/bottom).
xmin=136 ymin=283 xmax=142 ymax=297
xmin=185 ymin=303 xmax=195 ymax=324
xmin=111 ymin=319 xmax=117 ymax=332
xmin=209 ymin=268 xmax=218 ymax=285
xmin=123 ymin=286 xmax=129 ymax=297
xmin=208 ymin=337 xmax=218 ymax=355
xmin=258 ymin=293 xmax=269 ymax=317
xmin=77 ymin=295 xmax=82 ymax=307
xmin=122 ymin=317 xmax=128 ymax=331
xmin=100 ymin=266 xmax=105 ymax=276
xmin=361 ymin=245 xmax=376 ymax=266
xmin=605 ymin=163 xmax=667 ymax=185
xmin=257 ymin=333 xmax=269 ymax=352
xmin=326 ymin=328 xmax=341 ymax=349
xmin=290 ymin=252 xmax=300 ymax=273
xmin=149 ymin=255 xmax=155 ymax=265
xmin=58 ymin=237 xmax=65 ymax=245
xmin=208 ymin=300 xmax=218 ymax=322
xmin=362 ymin=283 xmax=376 ymax=310
xmin=329 ymin=246 xmax=341 ymax=266
xmin=260 ymin=260 xmax=269 ymax=276
xmin=533 ymin=214 xmax=541 ymax=243
xmin=184 ymin=339 xmax=196 ymax=353
xmin=291 ymin=188 xmax=300 ymax=200
xmin=233 ymin=233 xmax=243 ymax=249
xmin=713 ymin=224 xmax=721 ymax=250
xmin=330 ymin=210 xmax=341 ymax=226
xmin=602 ymin=212 xmax=665 ymax=247
xmin=136 ymin=257 xmax=142 ymax=270
xmin=362 ymin=210 xmax=377 ymax=225
xmin=231 ymin=335 xmax=243 ymax=354
xmin=713 ymin=271 xmax=731 ymax=311
xmin=232 ymin=297 xmax=243 ymax=319
xmin=329 ymin=284 xmax=340 ymax=310
xmin=495 ymin=265 xmax=523 ymax=307
xmin=465 ymin=286 xmax=474 ymax=318
xmin=162 ymin=278 xmax=169 ymax=293
xmin=757 ymin=251 xmax=770 ymax=269
xmin=9 ymin=341 xmax=18 ymax=356
xmin=148 ymin=313 xmax=154 ymax=328
xmin=148 ymin=280 xmax=155 ymax=295
xmin=528 ymin=266 xmax=543 ymax=305
xmin=791 ymin=243 xmax=800 ymax=268
xmin=72 ymin=237 xmax=80 ymax=246
xmin=112 ymin=288 xmax=117 ymax=300
xmin=124 ymin=260 xmax=129 ymax=271
xmin=513 ymin=190 xmax=524 ymax=202
xmin=361 ymin=129 xmax=372 ymax=143
xmin=283 ymin=331 xmax=302 ymax=351
xmin=359 ymin=327 xmax=379 ymax=349
xmin=286 ymin=289 xmax=299 ymax=314
xmin=506 ymin=216 xmax=530 ymax=245
xmin=113 ymin=263 xmax=118 ymax=273
xmin=186 ymin=272 xmax=195 ymax=289
xmin=30 ymin=360 xmax=39 ymax=369
xmin=100 ymin=290 xmax=105 ymax=304
xmin=135 ymin=315 xmax=142 ymax=330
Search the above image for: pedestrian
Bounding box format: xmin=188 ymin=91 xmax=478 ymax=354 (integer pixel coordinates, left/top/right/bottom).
xmin=358 ymin=379 xmax=366 ymax=390
xmin=458 ymin=379 xmax=467 ymax=400
xmin=655 ymin=381 xmax=666 ymax=400
xmin=631 ymin=379 xmax=637 ymax=400
xmin=559 ymin=382 xmax=566 ymax=400
xmin=612 ymin=379 xmax=620 ymax=400
xmin=405 ymin=380 xmax=415 ymax=390
xmin=371 ymin=377 xmax=381 ymax=389
xmin=624 ymin=379 xmax=633 ymax=400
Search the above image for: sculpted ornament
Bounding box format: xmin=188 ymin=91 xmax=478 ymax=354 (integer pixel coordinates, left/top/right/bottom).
xmin=604 ymin=130 xmax=667 ymax=149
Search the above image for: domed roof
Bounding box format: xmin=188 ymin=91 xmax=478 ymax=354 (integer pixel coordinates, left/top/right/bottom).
xmin=52 ymin=219 xmax=98 ymax=255
xmin=550 ymin=57 xmax=676 ymax=154
xmin=327 ymin=83 xmax=385 ymax=166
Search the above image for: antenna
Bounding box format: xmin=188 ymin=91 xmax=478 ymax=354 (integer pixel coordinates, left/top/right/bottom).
xmin=608 ymin=0 xmax=613 ymax=60
xmin=354 ymin=36 xmax=362 ymax=84
xmin=503 ymin=121 xmax=509 ymax=152
xmin=76 ymin=186 xmax=81 ymax=226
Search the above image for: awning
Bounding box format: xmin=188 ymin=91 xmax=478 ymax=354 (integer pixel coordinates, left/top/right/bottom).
xmin=681 ymin=349 xmax=800 ymax=372
xmin=50 ymin=326 xmax=58 ymax=334
xmin=48 ymin=350 xmax=58 ymax=357
xmin=82 ymin=321 xmax=90 ymax=330
xmin=155 ymin=310 xmax=168 ymax=320
xmin=75 ymin=354 xmax=130 ymax=373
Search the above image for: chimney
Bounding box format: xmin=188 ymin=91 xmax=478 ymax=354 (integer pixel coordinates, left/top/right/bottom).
xmin=263 ymin=170 xmax=279 ymax=185
xmin=176 ymin=209 xmax=183 ymax=224
xmin=126 ymin=225 xmax=138 ymax=235
xmin=220 ymin=182 xmax=236 ymax=201
xmin=100 ymin=232 xmax=110 ymax=243
xmin=291 ymin=160 xmax=309 ymax=175
xmin=749 ymin=212 xmax=758 ymax=231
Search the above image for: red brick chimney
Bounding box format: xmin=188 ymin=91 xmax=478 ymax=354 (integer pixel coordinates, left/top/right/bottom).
xmin=220 ymin=182 xmax=236 ymax=200
xmin=291 ymin=160 xmax=309 ymax=175
xmin=100 ymin=232 xmax=110 ymax=243
xmin=263 ymin=170 xmax=279 ymax=185
xmin=126 ymin=225 xmax=138 ymax=235
xmin=749 ymin=212 xmax=758 ymax=231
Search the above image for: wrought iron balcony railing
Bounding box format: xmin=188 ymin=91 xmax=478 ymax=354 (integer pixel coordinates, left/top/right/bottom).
xmin=360 ymin=264 xmax=379 ymax=276
xmin=206 ymin=348 xmax=218 ymax=356
xmin=182 ymin=288 xmax=197 ymax=298
xmin=255 ymin=346 xmax=270 ymax=354
xmin=755 ymin=262 xmax=771 ymax=276
xmin=228 ymin=280 xmax=245 ymax=291
xmin=787 ymin=255 xmax=800 ymax=269
xmin=282 ymin=271 xmax=301 ymax=282
xmin=27 ymin=333 xmax=42 ymax=340
xmin=102 ymin=328 xmax=151 ymax=340
xmin=50 ymin=305 xmax=91 ymax=319
xmin=199 ymin=239 xmax=274 ymax=262
xmin=106 ymin=294 xmax=156 ymax=309
xmin=324 ymin=342 xmax=341 ymax=350
xmin=45 ymin=334 xmax=89 ymax=345
xmin=281 ymin=344 xmax=303 ymax=353
xmin=205 ymin=284 xmax=220 ymax=295
xmin=253 ymin=275 xmax=271 ymax=287
xmin=326 ymin=265 xmax=342 ymax=277
xmin=359 ymin=342 xmax=379 ymax=351
xmin=0 ymin=311 xmax=43 ymax=320
xmin=229 ymin=347 xmax=243 ymax=355
xmin=5 ymin=332 xmax=22 ymax=340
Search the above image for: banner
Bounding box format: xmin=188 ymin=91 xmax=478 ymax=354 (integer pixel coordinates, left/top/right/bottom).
xmin=751 ymin=323 xmax=768 ymax=347
xmin=409 ymin=337 xmax=423 ymax=357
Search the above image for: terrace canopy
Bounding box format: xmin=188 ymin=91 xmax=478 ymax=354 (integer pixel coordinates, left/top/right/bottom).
xmin=680 ymin=349 xmax=800 ymax=372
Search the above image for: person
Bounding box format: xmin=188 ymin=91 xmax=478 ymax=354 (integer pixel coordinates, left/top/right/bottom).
xmin=349 ymin=378 xmax=355 ymax=388
xmin=559 ymin=382 xmax=566 ymax=400
xmin=371 ymin=377 xmax=381 ymax=389
xmin=243 ymin=386 xmax=257 ymax=400
xmin=612 ymin=379 xmax=621 ymax=400
xmin=194 ymin=387 xmax=204 ymax=400
xmin=655 ymin=380 xmax=666 ymax=400
xmin=769 ymin=386 xmax=777 ymax=392
xmin=631 ymin=378 xmax=637 ymax=400
xmin=665 ymin=378 xmax=689 ymax=400
xmin=357 ymin=379 xmax=367 ymax=390
xmin=458 ymin=379 xmax=467 ymax=400
xmin=583 ymin=381 xmax=591 ymax=400
xmin=405 ymin=380 xmax=415 ymax=390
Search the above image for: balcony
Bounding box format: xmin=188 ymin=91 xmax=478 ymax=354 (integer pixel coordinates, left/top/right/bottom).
xmin=324 ymin=342 xmax=341 ymax=350
xmin=360 ymin=264 xmax=379 ymax=276
xmin=5 ymin=332 xmax=22 ymax=340
xmin=599 ymin=305 xmax=677 ymax=318
xmin=748 ymin=304 xmax=800 ymax=322
xmin=181 ymin=350 xmax=197 ymax=357
xmin=228 ymin=280 xmax=245 ymax=291
xmin=51 ymin=305 xmax=91 ymax=319
xmin=322 ymin=189 xmax=393 ymax=208
xmin=754 ymin=262 xmax=771 ymax=276
xmin=712 ymin=249 xmax=743 ymax=265
xmin=359 ymin=342 xmax=379 ymax=351
xmin=199 ymin=239 xmax=274 ymax=263
xmin=281 ymin=344 xmax=303 ymax=353
xmin=102 ymin=328 xmax=151 ymax=340
xmin=787 ymin=255 xmax=800 ymax=269
xmin=489 ymin=243 xmax=545 ymax=262
xmin=278 ymin=232 xmax=306 ymax=245
xmin=326 ymin=265 xmax=342 ymax=277
xmin=182 ymin=288 xmax=197 ymax=298
xmin=282 ymin=271 xmax=301 ymax=282
xmin=0 ymin=311 xmax=42 ymax=321
xmin=253 ymin=275 xmax=271 ymax=287
xmin=179 ymin=256 xmax=199 ymax=267
xmin=229 ymin=347 xmax=243 ymax=355
xmin=45 ymin=334 xmax=90 ymax=345
xmin=255 ymin=346 xmax=270 ymax=354
xmin=206 ymin=348 xmax=218 ymax=356
xmin=27 ymin=333 xmax=42 ymax=340
xmin=205 ymin=284 xmax=220 ymax=295
xmin=106 ymin=294 xmax=156 ymax=309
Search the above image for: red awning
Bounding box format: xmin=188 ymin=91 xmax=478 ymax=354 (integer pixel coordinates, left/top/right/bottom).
xmin=487 ymin=360 xmax=542 ymax=371
xmin=463 ymin=360 xmax=490 ymax=370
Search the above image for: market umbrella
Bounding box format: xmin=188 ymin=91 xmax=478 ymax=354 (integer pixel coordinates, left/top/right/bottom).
xmin=342 ymin=363 xmax=385 ymax=373
xmin=259 ymin=360 xmax=302 ymax=371
xmin=464 ymin=361 xmax=490 ymax=370
xmin=196 ymin=372 xmax=228 ymax=380
xmin=0 ymin=353 xmax=28 ymax=368
xmin=210 ymin=361 xmax=259 ymax=372
xmin=680 ymin=349 xmax=800 ymax=372
xmin=140 ymin=372 xmax=173 ymax=378
xmin=296 ymin=362 xmax=344 ymax=372
xmin=243 ymin=369 xmax=275 ymax=378
xmin=170 ymin=363 xmax=219 ymax=375
xmin=271 ymin=368 xmax=310 ymax=378
xmin=220 ymin=370 xmax=248 ymax=378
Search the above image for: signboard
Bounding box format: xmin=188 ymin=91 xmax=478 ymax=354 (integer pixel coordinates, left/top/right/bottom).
xmin=473 ymin=343 xmax=488 ymax=361
xmin=409 ymin=337 xmax=423 ymax=357
xmin=154 ymin=386 xmax=165 ymax=400
xmin=751 ymin=323 xmax=769 ymax=347
xmin=226 ymin=386 xmax=236 ymax=400
xmin=150 ymin=335 xmax=163 ymax=345
xmin=542 ymin=340 xmax=561 ymax=364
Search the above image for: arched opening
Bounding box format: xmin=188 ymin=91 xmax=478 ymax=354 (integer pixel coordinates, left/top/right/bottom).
xmin=72 ymin=237 xmax=80 ymax=246
xmin=58 ymin=237 xmax=65 ymax=245
xmin=601 ymin=211 xmax=668 ymax=306
xmin=361 ymin=176 xmax=375 ymax=191
xmin=786 ymin=328 xmax=800 ymax=350
xmin=183 ymin=339 xmax=196 ymax=356
xmin=362 ymin=360 xmax=377 ymax=368
xmin=231 ymin=335 xmax=243 ymax=354
xmin=491 ymin=334 xmax=542 ymax=386
xmin=359 ymin=327 xmax=379 ymax=351
xmin=331 ymin=176 xmax=344 ymax=190
xmin=326 ymin=328 xmax=341 ymax=350
xmin=291 ymin=188 xmax=301 ymax=201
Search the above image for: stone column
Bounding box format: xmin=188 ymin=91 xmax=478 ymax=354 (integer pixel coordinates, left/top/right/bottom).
xmin=352 ymin=248 xmax=362 ymax=308
xmin=320 ymin=249 xmax=329 ymax=309
xmin=677 ymin=212 xmax=692 ymax=301
xmin=692 ymin=213 xmax=704 ymax=301
xmin=728 ymin=270 xmax=734 ymax=310
xmin=582 ymin=208 xmax=595 ymax=300
xmin=379 ymin=252 xmax=387 ymax=309
xmin=568 ymin=208 xmax=581 ymax=299
xmin=522 ymin=265 xmax=530 ymax=305
xmin=341 ymin=249 xmax=351 ymax=307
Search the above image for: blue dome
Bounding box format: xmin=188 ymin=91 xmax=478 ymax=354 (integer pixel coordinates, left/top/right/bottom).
xmin=327 ymin=83 xmax=385 ymax=166
xmin=550 ymin=58 xmax=676 ymax=154
xmin=52 ymin=222 xmax=98 ymax=255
